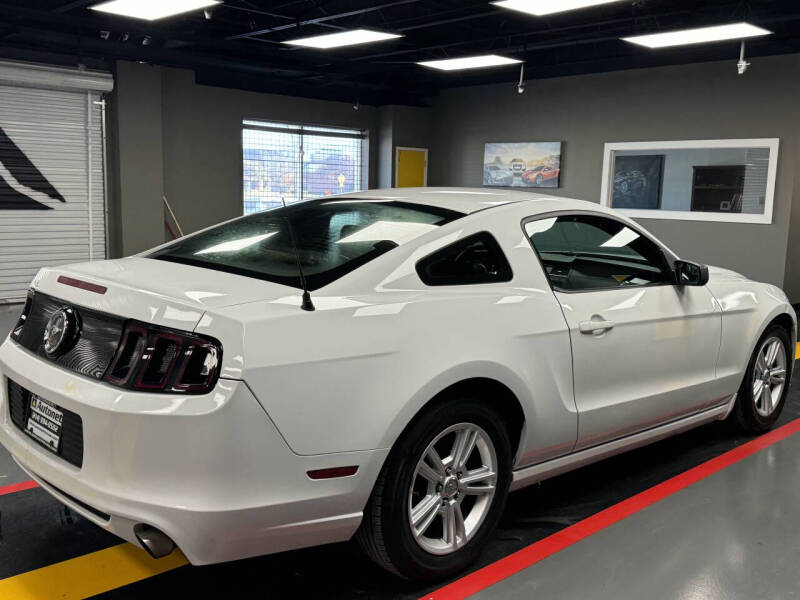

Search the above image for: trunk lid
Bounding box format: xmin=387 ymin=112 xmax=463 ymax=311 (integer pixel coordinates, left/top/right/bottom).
xmin=32 ymin=257 xmax=297 ymax=331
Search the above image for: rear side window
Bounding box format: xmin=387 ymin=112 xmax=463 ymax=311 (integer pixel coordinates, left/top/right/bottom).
xmin=417 ymin=232 xmax=513 ymax=286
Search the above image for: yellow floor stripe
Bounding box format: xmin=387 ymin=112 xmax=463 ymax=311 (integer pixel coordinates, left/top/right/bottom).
xmin=796 ymin=342 xmax=800 ymax=358
xmin=0 ymin=543 xmax=188 ymax=600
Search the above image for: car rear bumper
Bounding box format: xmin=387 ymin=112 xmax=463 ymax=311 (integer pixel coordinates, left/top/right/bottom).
xmin=0 ymin=339 xmax=387 ymax=565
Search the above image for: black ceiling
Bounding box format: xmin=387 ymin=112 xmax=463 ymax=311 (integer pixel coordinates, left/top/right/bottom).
xmin=0 ymin=0 xmax=799 ymax=105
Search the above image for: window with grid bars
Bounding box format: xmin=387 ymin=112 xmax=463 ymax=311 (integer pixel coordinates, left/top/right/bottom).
xmin=242 ymin=120 xmax=365 ymax=215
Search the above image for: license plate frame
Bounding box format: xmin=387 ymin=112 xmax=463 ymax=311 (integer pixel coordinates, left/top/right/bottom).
xmin=25 ymin=394 xmax=64 ymax=454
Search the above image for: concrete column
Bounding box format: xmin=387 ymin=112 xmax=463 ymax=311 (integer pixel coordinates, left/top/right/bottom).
xmin=110 ymin=61 xmax=164 ymax=257
xmin=377 ymin=106 xmax=395 ymax=188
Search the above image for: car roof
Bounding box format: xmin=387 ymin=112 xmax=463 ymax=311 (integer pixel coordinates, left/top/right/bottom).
xmin=342 ymin=187 xmax=599 ymax=216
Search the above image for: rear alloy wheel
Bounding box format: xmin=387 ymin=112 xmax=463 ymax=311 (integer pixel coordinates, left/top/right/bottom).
xmin=734 ymin=325 xmax=792 ymax=433
xmin=409 ymin=423 xmax=497 ymax=555
xmin=357 ymin=398 xmax=511 ymax=581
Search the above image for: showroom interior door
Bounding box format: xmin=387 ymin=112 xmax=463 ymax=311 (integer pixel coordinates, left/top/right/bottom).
xmin=395 ymin=147 xmax=428 ymax=187
xmin=0 ymin=61 xmax=113 ymax=303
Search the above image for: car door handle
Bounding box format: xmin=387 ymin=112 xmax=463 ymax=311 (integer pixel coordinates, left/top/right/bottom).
xmin=578 ymin=319 xmax=615 ymax=334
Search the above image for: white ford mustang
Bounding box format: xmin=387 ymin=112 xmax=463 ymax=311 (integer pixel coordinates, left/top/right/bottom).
xmin=0 ymin=188 xmax=795 ymax=580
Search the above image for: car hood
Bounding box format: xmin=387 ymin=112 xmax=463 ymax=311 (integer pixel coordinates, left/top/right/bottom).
xmin=31 ymin=257 xmax=299 ymax=331
xmin=706 ymin=264 xmax=748 ymax=282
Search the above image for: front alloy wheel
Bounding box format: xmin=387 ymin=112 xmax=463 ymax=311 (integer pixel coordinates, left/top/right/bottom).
xmin=734 ymin=324 xmax=792 ymax=433
xmin=752 ymin=336 xmax=787 ymax=418
xmin=357 ymin=398 xmax=512 ymax=581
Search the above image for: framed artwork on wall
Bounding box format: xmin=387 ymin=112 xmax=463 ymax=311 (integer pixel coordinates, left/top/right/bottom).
xmin=483 ymin=142 xmax=562 ymax=188
xmin=611 ymin=154 xmax=664 ymax=210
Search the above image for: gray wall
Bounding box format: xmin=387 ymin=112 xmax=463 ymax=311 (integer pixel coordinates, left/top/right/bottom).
xmin=110 ymin=61 xmax=165 ymax=257
xmin=110 ymin=62 xmax=380 ymax=253
xmin=782 ymin=82 xmax=800 ymax=302
xmin=108 ymin=56 xmax=800 ymax=299
xmin=375 ymin=104 xmax=434 ymax=188
xmin=377 ymin=106 xmax=394 ymax=188
xmin=427 ymin=54 xmax=800 ymax=295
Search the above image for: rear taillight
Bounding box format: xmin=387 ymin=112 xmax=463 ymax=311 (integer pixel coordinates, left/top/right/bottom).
xmin=10 ymin=292 xmax=33 ymax=342
xmin=104 ymin=322 xmax=221 ymax=394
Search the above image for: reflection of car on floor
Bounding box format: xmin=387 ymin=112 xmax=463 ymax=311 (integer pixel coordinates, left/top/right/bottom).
xmin=0 ymin=188 xmax=795 ymax=582
xmin=614 ymin=169 xmax=648 ymax=196
xmin=483 ymin=165 xmax=513 ymax=186
xmin=522 ymin=165 xmax=560 ymax=186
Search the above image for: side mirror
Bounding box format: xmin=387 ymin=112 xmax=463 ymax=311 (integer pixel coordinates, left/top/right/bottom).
xmin=674 ymin=260 xmax=709 ymax=286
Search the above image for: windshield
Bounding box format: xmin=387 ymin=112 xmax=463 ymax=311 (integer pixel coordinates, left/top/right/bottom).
xmin=149 ymin=199 xmax=464 ymax=290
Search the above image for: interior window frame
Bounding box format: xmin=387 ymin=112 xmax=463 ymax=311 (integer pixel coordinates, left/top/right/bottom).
xmin=521 ymin=210 xmax=678 ymax=294
xmin=599 ymin=138 xmax=779 ymax=225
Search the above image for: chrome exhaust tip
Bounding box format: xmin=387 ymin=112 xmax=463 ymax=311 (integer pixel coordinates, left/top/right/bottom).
xmin=134 ymin=524 xmax=176 ymax=559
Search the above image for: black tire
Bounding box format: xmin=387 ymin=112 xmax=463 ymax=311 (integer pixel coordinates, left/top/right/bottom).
xmin=356 ymin=397 xmax=512 ymax=581
xmin=733 ymin=324 xmax=792 ymax=433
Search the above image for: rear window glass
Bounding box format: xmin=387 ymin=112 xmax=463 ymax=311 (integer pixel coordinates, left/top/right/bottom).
xmin=149 ymin=199 xmax=463 ymax=290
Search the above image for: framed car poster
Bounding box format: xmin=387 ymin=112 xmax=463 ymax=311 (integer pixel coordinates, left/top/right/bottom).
xmin=483 ymin=142 xmax=562 ymax=188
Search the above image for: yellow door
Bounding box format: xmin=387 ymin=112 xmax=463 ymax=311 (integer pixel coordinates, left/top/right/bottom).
xmin=396 ymin=148 xmax=427 ymax=187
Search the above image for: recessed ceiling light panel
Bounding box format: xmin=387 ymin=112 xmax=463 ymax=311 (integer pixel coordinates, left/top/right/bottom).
xmin=418 ymin=55 xmax=522 ymax=71
xmin=623 ymin=22 xmax=772 ymax=49
xmin=493 ymin=0 xmax=625 ymax=16
xmin=90 ymin=0 xmax=220 ymax=21
xmin=284 ymin=29 xmax=402 ymax=49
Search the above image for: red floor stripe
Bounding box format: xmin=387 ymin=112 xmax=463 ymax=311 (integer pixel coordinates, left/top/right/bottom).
xmin=423 ymin=417 xmax=800 ymax=600
xmin=0 ymin=480 xmax=38 ymax=497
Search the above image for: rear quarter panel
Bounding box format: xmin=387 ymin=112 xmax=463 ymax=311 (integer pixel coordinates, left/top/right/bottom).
xmin=199 ymin=203 xmax=577 ymax=466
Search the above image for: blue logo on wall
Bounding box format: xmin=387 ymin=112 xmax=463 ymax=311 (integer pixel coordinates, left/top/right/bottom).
xmin=0 ymin=126 xmax=65 ymax=210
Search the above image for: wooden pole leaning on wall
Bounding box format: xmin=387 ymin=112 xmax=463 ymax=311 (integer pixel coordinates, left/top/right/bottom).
xmin=163 ymin=195 xmax=185 ymax=237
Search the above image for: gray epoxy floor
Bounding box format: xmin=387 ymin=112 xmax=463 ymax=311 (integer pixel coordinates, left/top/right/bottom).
xmin=0 ymin=304 xmax=19 ymax=340
xmin=0 ymin=304 xmax=27 ymax=487
xmin=473 ymin=430 xmax=800 ymax=600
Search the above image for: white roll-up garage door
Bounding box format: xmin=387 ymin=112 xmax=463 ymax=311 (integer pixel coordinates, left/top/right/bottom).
xmin=0 ymin=60 xmax=113 ymax=303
